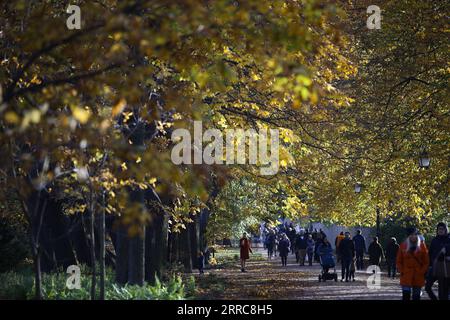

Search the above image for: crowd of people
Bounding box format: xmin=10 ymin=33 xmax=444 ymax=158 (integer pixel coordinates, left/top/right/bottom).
xmin=238 ymin=222 xmax=450 ymax=300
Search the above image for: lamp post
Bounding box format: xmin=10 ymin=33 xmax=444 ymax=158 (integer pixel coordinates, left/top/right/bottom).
xmin=376 ymin=207 xmax=380 ymax=238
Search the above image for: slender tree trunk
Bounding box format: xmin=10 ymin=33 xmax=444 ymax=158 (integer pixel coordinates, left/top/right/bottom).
xmin=89 ymin=192 xmax=96 ymax=300
xmin=30 ymin=193 xmax=47 ymax=300
xmin=189 ymin=215 xmax=199 ymax=269
xmin=32 ymin=246 xmax=42 ymax=300
xmin=145 ymin=222 xmax=155 ymax=283
xmin=154 ymin=212 xmax=168 ymax=279
xmin=99 ymin=191 xmax=106 ymax=300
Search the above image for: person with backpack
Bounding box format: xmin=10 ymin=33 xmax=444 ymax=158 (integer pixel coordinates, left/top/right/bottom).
xmin=425 ymin=222 xmax=450 ymax=300
xmin=338 ymin=231 xmax=355 ymax=282
xmin=368 ymin=237 xmax=384 ymax=267
xmin=278 ymin=233 xmax=291 ymax=267
xmin=353 ymin=230 xmax=367 ymax=270
xmin=385 ymin=237 xmax=400 ymax=278
xmin=396 ymin=227 xmax=429 ymax=300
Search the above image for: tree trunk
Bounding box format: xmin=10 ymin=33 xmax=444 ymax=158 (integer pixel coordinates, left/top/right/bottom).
xmin=128 ymin=229 xmax=145 ymax=286
xmin=27 ymin=192 xmax=46 ymax=300
xmin=179 ymin=226 xmax=192 ymax=272
xmin=32 ymin=246 xmax=43 ymax=300
xmin=145 ymin=222 xmax=155 ymax=283
xmin=153 ymin=212 xmax=168 ymax=279
xmin=99 ymin=191 xmax=106 ymax=300
xmin=144 ymin=189 xmax=169 ymax=284
xmin=189 ymin=215 xmax=199 ymax=269
xmin=114 ymin=224 xmax=129 ymax=285
xmin=89 ymin=197 xmax=96 ymax=300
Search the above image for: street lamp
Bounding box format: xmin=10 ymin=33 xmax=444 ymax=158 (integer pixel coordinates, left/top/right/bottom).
xmin=419 ymin=151 xmax=430 ymax=169
xmin=376 ymin=206 xmax=381 ymax=238
xmin=354 ymin=182 xmax=362 ymax=194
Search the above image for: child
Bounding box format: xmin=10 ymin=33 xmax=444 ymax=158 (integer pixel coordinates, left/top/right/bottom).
xmin=198 ymin=251 xmax=205 ymax=274
xmin=349 ymin=256 xmax=356 ymax=281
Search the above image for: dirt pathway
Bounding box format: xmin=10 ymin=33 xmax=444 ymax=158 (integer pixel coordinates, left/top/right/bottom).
xmin=192 ymin=248 xmax=434 ymax=300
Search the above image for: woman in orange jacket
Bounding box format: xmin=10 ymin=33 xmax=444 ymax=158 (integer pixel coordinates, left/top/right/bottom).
xmin=396 ymin=227 xmax=429 ymax=300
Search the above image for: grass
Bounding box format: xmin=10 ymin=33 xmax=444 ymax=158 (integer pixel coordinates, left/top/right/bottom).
xmin=190 ymin=246 xmax=266 ymax=299
xmin=213 ymin=247 xmax=265 ymax=269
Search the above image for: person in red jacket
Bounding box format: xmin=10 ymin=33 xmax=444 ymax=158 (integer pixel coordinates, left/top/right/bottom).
xmin=396 ymin=227 xmax=429 ymax=300
xmin=240 ymin=232 xmax=253 ymax=272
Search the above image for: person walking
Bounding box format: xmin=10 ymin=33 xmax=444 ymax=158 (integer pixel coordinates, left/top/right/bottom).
xmin=288 ymin=224 xmax=297 ymax=254
xmin=295 ymin=232 xmax=308 ymax=266
xmin=239 ymin=232 xmax=253 ymax=272
xmin=265 ymin=230 xmax=276 ymax=260
xmin=368 ymin=237 xmax=384 ymax=267
xmin=396 ymin=227 xmax=429 ymax=300
xmin=335 ymin=231 xmax=345 ymax=263
xmin=319 ymin=229 xmax=327 ymax=241
xmin=385 ymin=237 xmax=400 ymax=278
xmin=278 ymin=233 xmax=291 ymax=267
xmin=198 ymin=251 xmax=205 ymax=274
xmin=353 ymin=230 xmax=367 ymax=270
xmin=312 ymin=229 xmax=318 ymax=241
xmin=338 ymin=231 xmax=355 ymax=282
xmin=314 ymin=234 xmax=323 ymax=262
xmin=318 ymin=237 xmax=333 ymax=274
xmin=306 ymin=234 xmax=315 ymax=266
xmin=426 ymin=222 xmax=450 ymax=300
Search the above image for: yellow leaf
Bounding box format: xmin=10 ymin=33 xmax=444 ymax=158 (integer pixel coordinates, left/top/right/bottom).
xmin=72 ymin=107 xmax=90 ymax=124
xmin=30 ymin=74 xmax=41 ymax=84
xmin=4 ymin=111 xmax=19 ymax=124
xmin=112 ymin=98 xmax=127 ymax=117
xmin=123 ymin=111 xmax=133 ymax=123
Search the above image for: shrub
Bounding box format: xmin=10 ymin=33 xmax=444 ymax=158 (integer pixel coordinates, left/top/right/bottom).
xmin=0 ymin=266 xmax=188 ymax=300
xmin=0 ymin=218 xmax=30 ymax=272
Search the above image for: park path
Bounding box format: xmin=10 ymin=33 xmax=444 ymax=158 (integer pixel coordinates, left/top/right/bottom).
xmin=193 ymin=247 xmax=433 ymax=300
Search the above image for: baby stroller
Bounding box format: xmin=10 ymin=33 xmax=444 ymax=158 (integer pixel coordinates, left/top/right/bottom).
xmin=318 ymin=245 xmax=338 ymax=282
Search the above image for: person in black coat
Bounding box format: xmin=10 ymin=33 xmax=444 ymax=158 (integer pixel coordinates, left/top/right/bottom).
xmin=288 ymin=225 xmax=297 ymax=254
xmin=425 ymin=222 xmax=450 ymax=300
xmin=265 ymin=231 xmax=276 ymax=260
xmin=368 ymin=237 xmax=384 ymax=266
xmin=338 ymin=232 xmax=355 ymax=282
xmin=278 ymin=233 xmax=291 ymax=266
xmin=385 ymin=237 xmax=400 ymax=278
xmin=353 ymin=230 xmax=367 ymax=270
xmin=314 ymin=234 xmax=323 ymax=262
